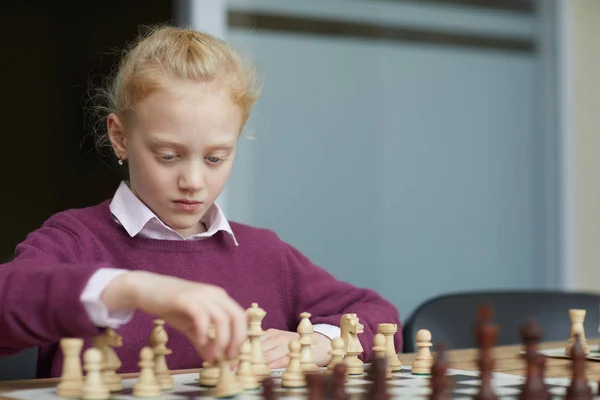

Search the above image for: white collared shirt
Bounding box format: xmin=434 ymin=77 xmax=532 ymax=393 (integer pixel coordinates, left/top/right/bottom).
xmin=80 ymin=181 xmax=339 ymax=340
xmin=110 ymin=181 xmax=238 ymax=244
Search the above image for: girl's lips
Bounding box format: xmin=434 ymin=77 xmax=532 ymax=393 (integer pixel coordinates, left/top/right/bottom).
xmin=173 ymin=201 xmax=202 ymax=211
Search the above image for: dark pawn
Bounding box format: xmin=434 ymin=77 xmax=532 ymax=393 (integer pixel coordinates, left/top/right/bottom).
xmin=306 ymin=372 xmax=327 ymax=400
xmin=519 ymin=352 xmax=550 ymax=400
xmin=365 ymin=357 xmax=390 ymax=400
xmin=367 ymin=355 xmax=388 ymax=383
xmin=519 ymin=319 xmax=550 ymax=399
xmin=520 ymin=318 xmax=544 ymax=357
xmin=332 ymin=363 xmax=349 ymax=400
xmin=261 ymin=377 xmax=279 ymax=400
xmin=474 ymin=305 xmax=498 ymax=400
xmin=566 ymin=334 xmax=592 ymax=400
xmin=429 ymin=343 xmax=449 ymax=400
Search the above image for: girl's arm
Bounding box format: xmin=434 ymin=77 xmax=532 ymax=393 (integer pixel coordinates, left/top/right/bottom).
xmin=0 ymin=221 xmax=105 ymax=354
xmin=283 ymin=241 xmax=403 ymax=361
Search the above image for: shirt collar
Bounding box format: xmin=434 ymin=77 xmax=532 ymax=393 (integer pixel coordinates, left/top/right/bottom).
xmin=109 ymin=181 xmax=238 ymax=245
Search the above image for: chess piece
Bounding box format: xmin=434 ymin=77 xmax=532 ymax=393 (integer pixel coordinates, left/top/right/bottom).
xmin=327 ymin=337 xmax=345 ymax=371
xmin=262 ymin=377 xmax=278 ymax=400
xmin=236 ymin=339 xmax=260 ymax=390
xmin=92 ymin=328 xmax=123 ymax=392
xmin=150 ymin=319 xmax=173 ymax=390
xmin=132 ymin=347 xmax=161 ymax=398
xmin=378 ymin=323 xmax=402 ymax=371
xmin=520 ymin=318 xmax=544 ymax=356
xmin=474 ymin=305 xmax=498 ymax=400
xmin=566 ymin=309 xmax=590 ymax=355
xmin=332 ymin=363 xmax=349 ymax=400
xmin=366 ymin=357 xmax=390 ymax=400
xmin=56 ymin=338 xmax=84 ymax=398
xmin=519 ymin=319 xmax=550 ymax=400
xmin=429 ymin=343 xmax=449 ymax=400
xmin=373 ymin=333 xmax=393 ymax=379
xmin=81 ymin=348 xmax=109 ymax=400
xmin=297 ymin=312 xmax=320 ymax=372
xmin=247 ymin=303 xmax=271 ymax=380
xmin=520 ymin=352 xmax=550 ymax=400
xmin=199 ymin=324 xmax=219 ymax=387
xmin=340 ymin=313 xmax=364 ymax=375
xmin=281 ymin=340 xmax=306 ymax=388
xmin=199 ymin=361 xmax=219 ymax=387
xmin=411 ymin=329 xmax=434 ymax=375
xmin=214 ymin=358 xmax=243 ymax=398
xmin=305 ymin=372 xmax=327 ymax=400
xmin=566 ymin=334 xmax=592 ymax=400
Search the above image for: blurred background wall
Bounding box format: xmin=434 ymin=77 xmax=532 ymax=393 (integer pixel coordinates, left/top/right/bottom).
xmin=567 ymin=0 xmax=600 ymax=292
xmin=0 ymin=0 xmax=598 ymax=325
xmin=181 ymin=0 xmax=562 ymax=320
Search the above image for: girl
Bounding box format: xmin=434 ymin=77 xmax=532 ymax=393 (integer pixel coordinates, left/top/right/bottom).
xmin=0 ymin=25 xmax=401 ymax=378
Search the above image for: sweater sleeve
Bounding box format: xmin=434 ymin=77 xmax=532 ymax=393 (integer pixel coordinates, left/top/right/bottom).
xmin=0 ymin=219 xmax=106 ymax=355
xmin=282 ymin=241 xmax=402 ymax=361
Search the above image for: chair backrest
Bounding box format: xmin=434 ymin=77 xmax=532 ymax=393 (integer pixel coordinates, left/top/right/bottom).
xmin=402 ymin=290 xmax=600 ymax=353
xmin=0 ymin=348 xmax=38 ymax=381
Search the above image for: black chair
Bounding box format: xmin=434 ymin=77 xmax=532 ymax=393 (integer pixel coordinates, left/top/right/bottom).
xmin=402 ymin=290 xmax=600 ymax=353
xmin=0 ymin=348 xmax=38 ymax=381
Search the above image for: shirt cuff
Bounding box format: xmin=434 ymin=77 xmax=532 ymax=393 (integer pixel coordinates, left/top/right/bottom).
xmin=80 ymin=268 xmax=135 ymax=329
xmin=313 ymin=324 xmax=340 ymax=340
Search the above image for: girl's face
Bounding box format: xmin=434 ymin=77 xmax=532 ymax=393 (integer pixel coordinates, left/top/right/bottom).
xmin=109 ymin=79 xmax=243 ymax=238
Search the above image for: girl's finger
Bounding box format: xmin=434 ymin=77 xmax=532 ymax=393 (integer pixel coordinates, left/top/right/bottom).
xmin=262 ymin=343 xmax=289 ymax=364
xmin=267 ymin=355 xmax=290 ymax=369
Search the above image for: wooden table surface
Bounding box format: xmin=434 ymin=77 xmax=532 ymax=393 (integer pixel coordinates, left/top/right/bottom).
xmin=0 ymin=340 xmax=598 ymax=398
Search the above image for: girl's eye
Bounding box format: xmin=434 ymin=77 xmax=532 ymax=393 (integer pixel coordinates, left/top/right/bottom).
xmin=162 ymin=155 xmax=176 ymax=160
xmin=206 ymin=156 xmax=222 ymax=164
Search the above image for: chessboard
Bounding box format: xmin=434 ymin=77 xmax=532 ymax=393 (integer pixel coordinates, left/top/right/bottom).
xmin=3 ymin=305 xmax=600 ymax=399
xmin=517 ymin=308 xmax=600 ymax=362
xmin=2 ymin=365 xmax=598 ymax=400
xmin=521 ymin=346 xmax=600 ymax=362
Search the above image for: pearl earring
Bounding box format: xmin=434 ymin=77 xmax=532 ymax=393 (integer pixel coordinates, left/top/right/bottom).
xmin=118 ymin=159 xmax=123 ymax=166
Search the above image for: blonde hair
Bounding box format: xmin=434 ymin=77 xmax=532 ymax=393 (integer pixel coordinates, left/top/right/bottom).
xmin=91 ymin=24 xmax=261 ymax=152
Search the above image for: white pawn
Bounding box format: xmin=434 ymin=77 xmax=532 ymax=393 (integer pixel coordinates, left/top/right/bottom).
xmin=56 ymin=338 xmax=84 ymax=398
xmin=281 ymin=340 xmax=306 ymax=388
xmin=327 ymin=337 xmax=345 ymax=371
xmin=411 ymin=329 xmax=434 ymax=375
xmin=199 ymin=361 xmax=219 ymax=387
xmin=150 ymin=319 xmax=173 ymax=390
xmin=81 ymin=348 xmax=109 ymax=400
xmin=247 ymin=303 xmax=270 ymax=380
xmin=199 ymin=324 xmax=219 ymax=387
xmin=373 ymin=333 xmax=393 ymax=379
xmin=215 ymin=358 xmax=243 ymax=398
xmin=297 ymin=312 xmax=319 ymax=372
xmin=236 ymin=340 xmax=260 ymax=390
xmin=133 ymin=347 xmax=161 ymax=398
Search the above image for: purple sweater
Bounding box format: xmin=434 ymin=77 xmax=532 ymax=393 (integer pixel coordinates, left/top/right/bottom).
xmin=0 ymin=200 xmax=401 ymax=378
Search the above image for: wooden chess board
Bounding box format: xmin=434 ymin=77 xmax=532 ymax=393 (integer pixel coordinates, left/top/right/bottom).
xmin=2 ymin=366 xmax=597 ymax=399
xmin=532 ymin=345 xmax=600 ymax=362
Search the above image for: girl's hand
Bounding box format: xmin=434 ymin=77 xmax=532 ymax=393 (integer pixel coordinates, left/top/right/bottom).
xmin=101 ymin=270 xmax=248 ymax=362
xmin=260 ymin=328 xmax=333 ymax=368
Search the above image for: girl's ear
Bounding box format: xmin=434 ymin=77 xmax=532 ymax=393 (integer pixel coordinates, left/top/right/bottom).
xmin=107 ymin=113 xmax=128 ymax=161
